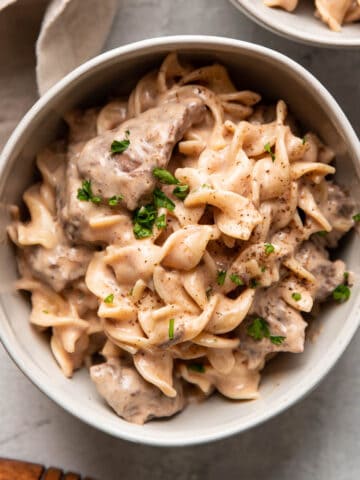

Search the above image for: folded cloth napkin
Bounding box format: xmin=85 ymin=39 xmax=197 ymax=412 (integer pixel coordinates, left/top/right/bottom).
xmin=36 ymin=0 xmax=118 ymax=95
xmin=0 ymin=0 xmax=118 ymax=148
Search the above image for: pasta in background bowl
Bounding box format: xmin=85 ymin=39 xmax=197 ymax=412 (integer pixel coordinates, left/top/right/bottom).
xmin=230 ymin=0 xmax=360 ymax=48
xmin=264 ymin=0 xmax=360 ymax=31
xmin=0 ymin=36 xmax=359 ymax=445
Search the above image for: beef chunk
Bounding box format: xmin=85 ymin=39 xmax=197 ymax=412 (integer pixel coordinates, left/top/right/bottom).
xmin=296 ymin=241 xmax=345 ymax=301
xmin=90 ymin=358 xmax=185 ymax=424
xmin=25 ymin=242 xmax=93 ymax=291
xmin=76 ymin=99 xmax=205 ymax=211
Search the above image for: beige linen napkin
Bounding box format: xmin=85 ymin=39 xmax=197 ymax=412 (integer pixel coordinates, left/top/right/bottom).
xmin=0 ymin=0 xmax=118 ymax=148
xmin=36 ymin=0 xmax=118 ymax=95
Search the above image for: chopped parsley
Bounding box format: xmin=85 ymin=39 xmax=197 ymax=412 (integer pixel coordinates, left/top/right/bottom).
xmin=260 ymin=266 xmax=267 ymax=272
xmin=353 ymin=213 xmax=360 ymax=222
xmin=344 ymin=271 xmax=349 ymax=283
xmin=152 ymin=169 xmax=189 ymax=200
xmin=247 ymin=316 xmax=286 ymax=345
xmin=153 ymin=168 xmax=179 ymax=185
xmin=270 ymin=335 xmax=286 ymax=345
xmin=132 ymin=204 xmax=157 ymax=239
xmin=132 ymin=188 xmax=175 ymax=238
xmin=173 ymin=184 xmax=189 ymax=200
xmin=264 ymin=142 xmax=276 ymax=162
xmin=155 ymin=214 xmax=167 ymax=229
xmin=77 ymin=179 xmax=101 ymax=205
xmin=230 ymin=273 xmax=244 ymax=286
xmin=216 ymin=270 xmax=227 ymax=286
xmin=264 ymin=243 xmax=275 ymax=255
xmin=104 ymin=293 xmax=114 ymax=304
xmin=108 ymin=195 xmax=123 ymax=206
xmin=332 ymin=284 xmax=351 ymax=303
xmin=110 ymin=130 xmax=130 ymax=153
xmin=302 ymin=136 xmax=307 ymax=145
xmin=292 ymin=292 xmax=302 ymax=301
xmin=316 ymin=230 xmax=328 ymax=237
xmin=134 ymin=204 xmax=157 ymax=228
xmin=42 ymin=309 xmax=49 ymax=314
xmin=133 ymin=223 xmax=153 ymax=239
xmin=247 ymin=317 xmax=270 ymax=341
xmin=153 ymin=188 xmax=175 ymax=211
xmin=168 ymin=318 xmax=175 ymax=340
xmin=250 ymin=278 xmax=260 ymax=288
xmin=188 ymin=363 xmax=205 ymax=373
xmin=77 ymin=181 xmax=123 ymax=207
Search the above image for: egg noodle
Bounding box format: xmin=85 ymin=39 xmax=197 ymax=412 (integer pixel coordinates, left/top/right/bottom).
xmin=264 ymin=0 xmax=360 ymax=31
xmin=8 ymin=53 xmax=357 ymax=424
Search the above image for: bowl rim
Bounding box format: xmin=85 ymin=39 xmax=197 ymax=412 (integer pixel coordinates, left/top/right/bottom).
xmin=0 ymin=35 xmax=360 ymax=446
xmin=229 ymin=0 xmax=360 ymax=49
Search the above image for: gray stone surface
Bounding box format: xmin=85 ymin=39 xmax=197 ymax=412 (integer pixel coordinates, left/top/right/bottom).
xmin=0 ymin=1 xmax=359 ymax=479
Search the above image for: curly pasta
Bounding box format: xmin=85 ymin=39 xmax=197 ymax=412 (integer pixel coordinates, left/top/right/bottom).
xmin=264 ymin=0 xmax=360 ymax=31
xmin=8 ymin=53 xmax=357 ymax=425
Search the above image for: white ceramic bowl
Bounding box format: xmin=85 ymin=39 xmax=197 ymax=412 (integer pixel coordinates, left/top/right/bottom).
xmin=230 ymin=0 xmax=360 ymax=49
xmin=0 ymin=36 xmax=359 ymax=446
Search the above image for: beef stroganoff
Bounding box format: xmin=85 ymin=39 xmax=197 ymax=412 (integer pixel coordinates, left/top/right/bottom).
xmin=8 ymin=53 xmax=359 ymax=424
xmin=264 ymin=0 xmax=360 ymax=31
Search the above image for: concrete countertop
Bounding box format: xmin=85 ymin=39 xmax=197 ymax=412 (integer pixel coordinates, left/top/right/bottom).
xmin=1 ymin=1 xmax=359 ymax=479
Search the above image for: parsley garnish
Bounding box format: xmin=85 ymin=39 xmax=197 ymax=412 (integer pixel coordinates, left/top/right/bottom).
xmin=332 ymin=284 xmax=351 ymax=303
xmin=155 ymin=214 xmax=167 ymax=229
xmin=216 ymin=270 xmax=226 ymax=286
xmin=260 ymin=266 xmax=267 ymax=272
xmin=111 ymin=131 xmax=130 ymax=154
xmin=264 ymin=243 xmax=275 ymax=255
xmin=152 ymin=168 xmax=189 ymax=200
xmin=168 ymin=318 xmax=175 ymax=340
xmin=132 ymin=189 xmax=174 ymax=238
xmin=77 ymin=181 xmax=123 ymax=206
xmin=104 ymin=293 xmax=114 ymax=304
xmin=317 ymin=231 xmax=327 ymax=237
xmin=270 ymin=335 xmax=286 ymax=345
xmin=108 ymin=195 xmax=123 ymax=206
xmin=230 ymin=273 xmax=244 ymax=286
xmin=302 ymin=136 xmax=307 ymax=145
xmin=89 ymin=195 xmax=101 ymax=205
xmin=77 ymin=180 xmax=101 ymax=204
xmin=42 ymin=309 xmax=49 ymax=314
xmin=153 ymin=188 xmax=175 ymax=211
xmin=344 ymin=271 xmax=349 ymax=283
xmin=353 ymin=213 xmax=360 ymax=222
xmin=133 ymin=223 xmax=152 ymax=239
xmin=173 ymin=184 xmax=189 ymax=200
xmin=292 ymin=292 xmax=301 ymax=301
xmin=247 ymin=317 xmax=286 ymax=345
xmin=132 ymin=204 xmax=157 ymax=239
xmin=247 ymin=317 xmax=270 ymax=340
xmin=264 ymin=142 xmax=276 ymax=162
xmin=153 ymin=168 xmax=179 ymax=185
xmin=134 ymin=204 xmax=157 ymax=227
xmin=188 ymin=363 xmax=205 ymax=373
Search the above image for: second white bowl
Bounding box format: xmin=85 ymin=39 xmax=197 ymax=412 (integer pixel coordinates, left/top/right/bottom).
xmin=230 ymin=0 xmax=360 ymax=49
